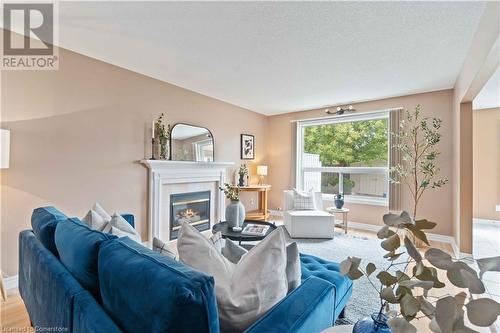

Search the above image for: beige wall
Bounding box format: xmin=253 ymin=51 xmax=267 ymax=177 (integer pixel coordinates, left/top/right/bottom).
xmin=0 ymin=46 xmax=268 ymax=276
xmin=473 ymin=107 xmax=500 ymax=221
xmin=267 ymin=90 xmax=454 ymax=236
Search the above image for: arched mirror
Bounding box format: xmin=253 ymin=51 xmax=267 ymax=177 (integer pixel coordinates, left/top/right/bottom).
xmin=170 ymin=123 xmax=214 ymax=162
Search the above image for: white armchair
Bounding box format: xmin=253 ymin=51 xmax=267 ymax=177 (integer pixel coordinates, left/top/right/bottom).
xmin=283 ymin=190 xmax=335 ymax=239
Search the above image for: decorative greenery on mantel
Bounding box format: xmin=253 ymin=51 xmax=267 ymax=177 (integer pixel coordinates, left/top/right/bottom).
xmin=341 ymin=211 xmax=500 ymax=333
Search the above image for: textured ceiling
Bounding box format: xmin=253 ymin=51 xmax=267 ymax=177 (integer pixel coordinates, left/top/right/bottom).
xmin=3 ymin=1 xmax=487 ymax=115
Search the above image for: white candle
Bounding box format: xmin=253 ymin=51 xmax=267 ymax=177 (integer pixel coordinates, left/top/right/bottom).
xmin=152 ymin=120 xmax=155 ymax=139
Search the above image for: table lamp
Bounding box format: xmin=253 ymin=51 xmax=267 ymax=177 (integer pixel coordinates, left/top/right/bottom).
xmin=1 ymin=129 xmax=10 ymax=169
xmin=257 ymin=165 xmax=268 ymax=185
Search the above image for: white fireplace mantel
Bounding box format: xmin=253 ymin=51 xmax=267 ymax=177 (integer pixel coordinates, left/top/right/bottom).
xmin=141 ymin=160 xmax=234 ymax=241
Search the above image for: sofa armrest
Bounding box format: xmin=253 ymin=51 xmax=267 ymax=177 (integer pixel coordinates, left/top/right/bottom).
xmin=120 ymin=214 xmax=134 ymax=228
xmin=243 ymin=276 xmax=335 ymax=333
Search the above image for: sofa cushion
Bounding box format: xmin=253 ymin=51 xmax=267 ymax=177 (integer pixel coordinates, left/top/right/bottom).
xmin=98 ymin=237 xmax=219 ymax=333
xmin=300 ymin=253 xmax=353 ymax=306
xmin=31 ymin=206 xmax=68 ymax=257
xmin=55 ymin=217 xmax=116 ymax=299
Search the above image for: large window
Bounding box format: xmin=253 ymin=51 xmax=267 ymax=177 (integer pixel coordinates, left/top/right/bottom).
xmin=296 ymin=112 xmax=389 ymax=206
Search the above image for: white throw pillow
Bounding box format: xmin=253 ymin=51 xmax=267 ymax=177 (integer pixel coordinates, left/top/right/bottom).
xmin=222 ymin=236 xmax=302 ymax=293
xmin=92 ymin=202 xmax=112 ymax=221
xmin=82 ymin=209 xmax=108 ymax=231
xmin=177 ymin=223 xmax=288 ymax=333
xmin=110 ymin=213 xmax=141 ymax=243
xmin=210 ymin=231 xmax=224 ymax=254
xmin=293 ymin=189 xmax=316 ymax=210
xmin=152 ymin=237 xmax=177 ymax=260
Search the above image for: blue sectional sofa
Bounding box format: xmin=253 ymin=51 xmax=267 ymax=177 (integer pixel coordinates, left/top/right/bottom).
xmin=19 ymin=206 xmax=352 ymax=333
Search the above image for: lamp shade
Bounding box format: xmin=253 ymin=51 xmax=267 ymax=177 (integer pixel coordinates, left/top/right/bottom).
xmin=1 ymin=129 xmax=10 ymax=169
xmin=256 ymin=165 xmax=268 ymax=176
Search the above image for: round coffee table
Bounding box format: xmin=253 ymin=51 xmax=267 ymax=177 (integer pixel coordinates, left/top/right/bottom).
xmin=212 ymin=220 xmax=277 ymax=245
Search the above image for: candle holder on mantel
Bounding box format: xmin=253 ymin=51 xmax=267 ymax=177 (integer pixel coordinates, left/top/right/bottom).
xmin=150 ymin=138 xmax=156 ymax=160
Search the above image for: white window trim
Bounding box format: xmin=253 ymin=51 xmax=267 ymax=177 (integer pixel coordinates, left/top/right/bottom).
xmin=296 ymin=111 xmax=390 ymax=207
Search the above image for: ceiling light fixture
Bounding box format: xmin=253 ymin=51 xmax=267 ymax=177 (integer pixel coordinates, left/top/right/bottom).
xmin=325 ymin=105 xmax=355 ymax=115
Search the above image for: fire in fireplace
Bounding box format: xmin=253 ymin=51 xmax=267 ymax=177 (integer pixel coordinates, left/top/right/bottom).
xmin=170 ymin=190 xmax=211 ymax=240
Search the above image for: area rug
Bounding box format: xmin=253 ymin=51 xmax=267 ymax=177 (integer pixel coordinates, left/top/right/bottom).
xmin=288 ymin=231 xmax=406 ymax=325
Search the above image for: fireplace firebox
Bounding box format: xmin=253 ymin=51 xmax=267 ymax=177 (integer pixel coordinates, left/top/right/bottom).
xmin=170 ymin=190 xmax=211 ymax=240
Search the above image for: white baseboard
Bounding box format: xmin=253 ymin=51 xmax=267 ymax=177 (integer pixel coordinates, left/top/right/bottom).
xmin=4 ymin=275 xmax=18 ymax=291
xmin=473 ymin=218 xmax=500 ymax=226
xmin=348 ymin=221 xmax=461 ymax=258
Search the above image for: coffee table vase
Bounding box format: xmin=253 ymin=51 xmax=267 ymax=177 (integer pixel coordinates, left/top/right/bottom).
xmin=225 ymin=200 xmax=245 ymax=228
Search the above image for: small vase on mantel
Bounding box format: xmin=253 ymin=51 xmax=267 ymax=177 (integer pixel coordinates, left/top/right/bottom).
xmin=353 ymin=313 xmax=392 ymax=333
xmin=226 ymin=200 xmax=245 ymax=228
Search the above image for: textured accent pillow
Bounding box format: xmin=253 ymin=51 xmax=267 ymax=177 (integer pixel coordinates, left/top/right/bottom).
xmin=210 ymin=231 xmax=223 ymax=254
xmin=92 ymin=202 xmax=112 ymax=221
xmin=152 ymin=237 xmax=177 ymax=260
xmin=222 ymin=239 xmax=248 ymax=264
xmin=293 ymin=189 xmax=316 ymax=210
xmin=110 ymin=214 xmax=141 ymax=243
xmin=222 ymin=235 xmax=302 ymax=293
xmin=178 ymin=223 xmax=288 ymax=332
xmin=82 ymin=209 xmax=108 ymax=231
xmin=286 ymin=242 xmax=302 ymax=292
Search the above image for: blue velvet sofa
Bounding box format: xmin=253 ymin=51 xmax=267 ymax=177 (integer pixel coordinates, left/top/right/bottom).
xmin=19 ymin=206 xmax=352 ymax=333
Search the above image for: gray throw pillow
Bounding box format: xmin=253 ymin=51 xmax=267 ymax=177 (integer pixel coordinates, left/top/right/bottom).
xmin=286 ymin=242 xmax=301 ymax=292
xmin=222 ymin=239 xmax=248 ymax=264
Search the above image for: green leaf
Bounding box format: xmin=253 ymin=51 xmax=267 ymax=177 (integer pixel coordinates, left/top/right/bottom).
xmin=381 ymin=233 xmax=401 ymax=252
xmin=435 ymin=296 xmax=457 ymax=333
xmin=476 ymin=256 xmax=500 ymax=279
xmin=339 ymin=258 xmax=352 ymax=276
xmin=404 ymin=236 xmax=422 ymax=263
xmin=383 ymin=251 xmax=404 ymax=261
xmin=404 ymin=224 xmax=430 ymax=245
xmin=347 ymin=268 xmax=364 ymax=280
xmin=425 ymin=248 xmax=454 ymax=270
xmin=381 ymin=287 xmax=398 ymax=303
xmin=415 ymin=219 xmax=437 ymax=230
xmin=377 ymin=271 xmax=398 ymax=286
xmin=400 ymin=294 xmax=420 ymax=317
xmin=377 ymin=225 xmax=395 ymax=239
xmin=383 ymin=211 xmax=413 ymax=227
xmin=466 ymin=298 xmax=500 ymax=327
xmin=446 ymin=262 xmax=479 ymax=289
xmin=416 ymin=296 xmax=435 ymax=317
xmin=366 ymin=263 xmax=376 ymax=276
xmin=387 ymin=317 xmax=417 ymax=333
xmin=399 ymin=279 xmax=434 ymax=290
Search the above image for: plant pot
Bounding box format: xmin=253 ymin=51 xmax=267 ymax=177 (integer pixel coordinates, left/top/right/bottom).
xmin=238 ymin=174 xmax=245 ymax=187
xmin=225 ymin=200 xmax=245 ymax=228
xmin=353 ymin=313 xmax=391 ymax=333
xmin=335 ymin=198 xmax=344 ymax=209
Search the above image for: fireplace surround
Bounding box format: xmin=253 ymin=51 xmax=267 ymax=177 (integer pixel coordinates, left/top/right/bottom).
xmin=141 ymin=160 xmax=234 ymax=242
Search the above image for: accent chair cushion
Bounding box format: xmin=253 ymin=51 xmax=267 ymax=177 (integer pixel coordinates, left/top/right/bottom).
xmin=55 ymin=217 xmax=116 ymax=299
xmin=98 ymin=237 xmax=219 ymax=333
xmin=31 ymin=206 xmax=68 ymax=257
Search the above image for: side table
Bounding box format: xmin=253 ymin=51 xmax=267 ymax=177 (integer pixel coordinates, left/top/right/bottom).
xmin=326 ymin=207 xmax=350 ymax=234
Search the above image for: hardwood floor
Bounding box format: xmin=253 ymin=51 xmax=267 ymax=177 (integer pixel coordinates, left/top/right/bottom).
xmin=0 ymin=227 xmax=492 ymax=332
xmin=0 ymin=291 xmax=31 ymax=329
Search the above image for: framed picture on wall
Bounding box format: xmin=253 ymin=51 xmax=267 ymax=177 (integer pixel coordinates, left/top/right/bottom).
xmin=240 ymin=134 xmax=255 ymax=160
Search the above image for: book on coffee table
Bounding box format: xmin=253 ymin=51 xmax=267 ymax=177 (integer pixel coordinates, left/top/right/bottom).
xmin=241 ymin=224 xmax=270 ymax=236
